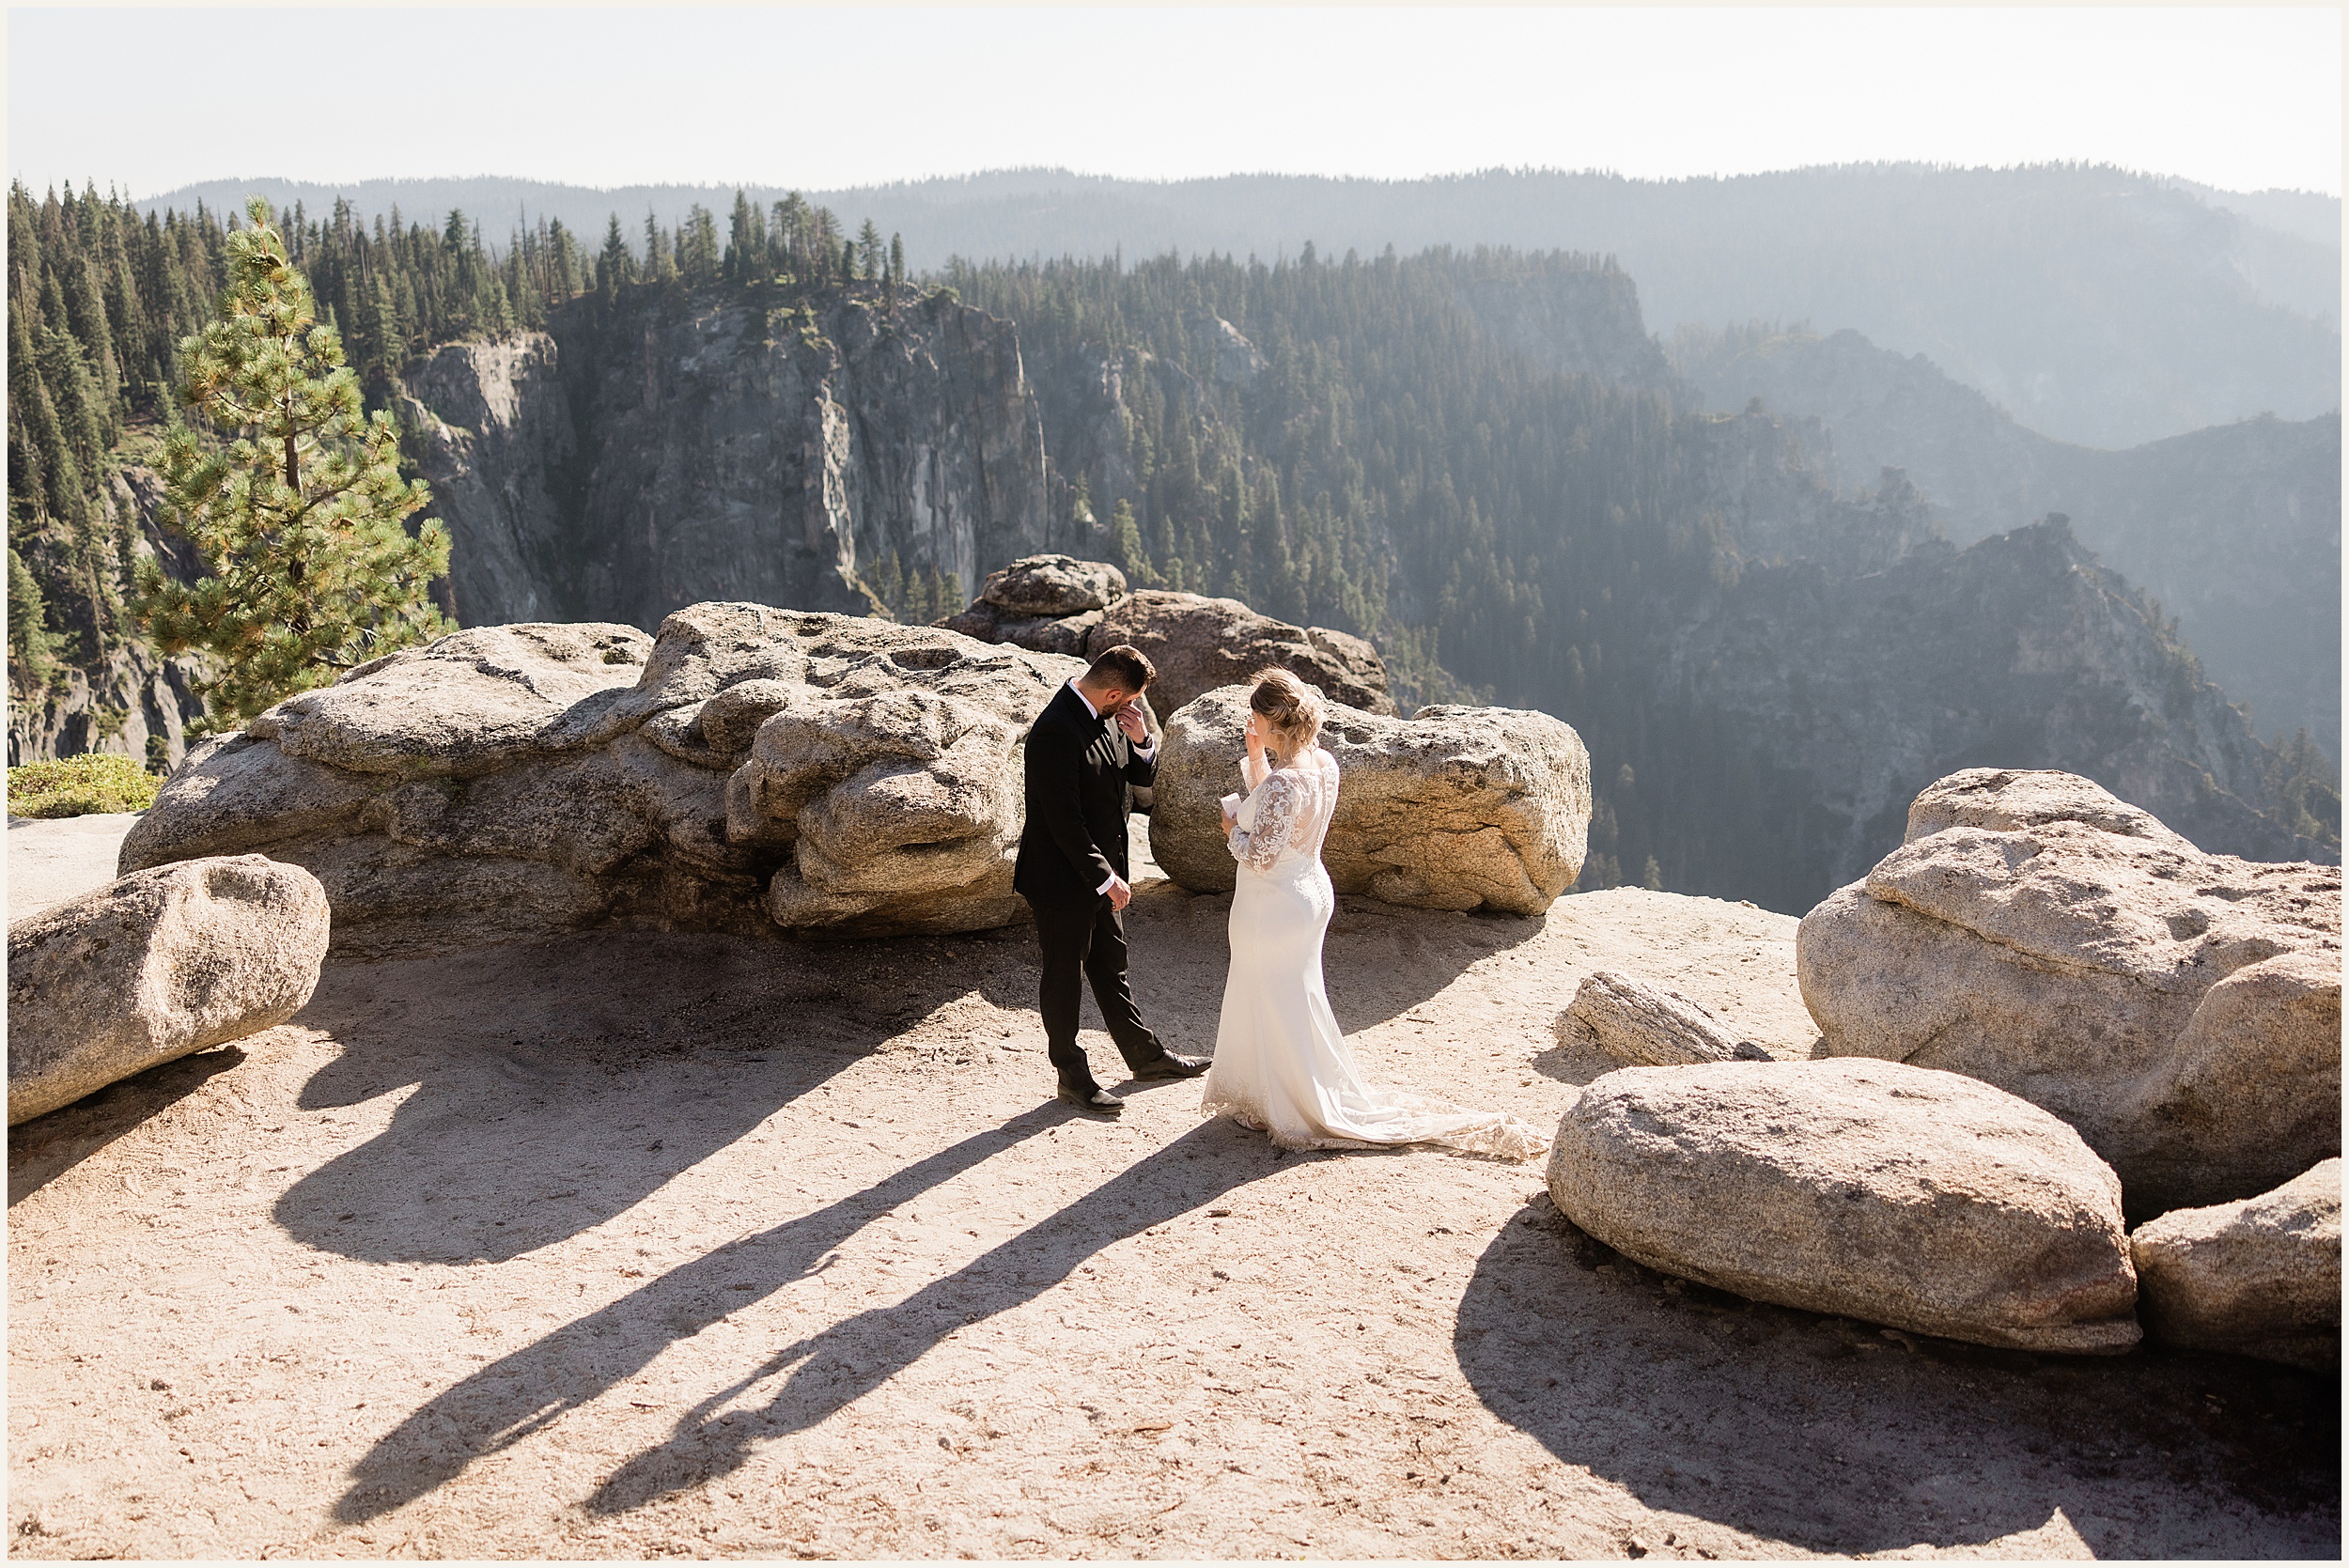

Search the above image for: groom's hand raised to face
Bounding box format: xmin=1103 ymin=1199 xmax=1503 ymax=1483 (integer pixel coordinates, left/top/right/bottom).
xmin=1113 ymin=700 xmax=1149 ymax=743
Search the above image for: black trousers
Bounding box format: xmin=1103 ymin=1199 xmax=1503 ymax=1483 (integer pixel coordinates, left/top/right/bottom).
xmin=1025 ymin=892 xmax=1163 ymax=1089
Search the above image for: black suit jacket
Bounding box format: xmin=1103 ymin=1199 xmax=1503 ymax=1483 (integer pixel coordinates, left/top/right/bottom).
xmin=1012 ymin=684 xmax=1158 ymax=905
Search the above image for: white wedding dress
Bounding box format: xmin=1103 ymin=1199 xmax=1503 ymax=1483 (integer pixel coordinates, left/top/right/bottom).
xmin=1199 ymin=747 xmax=1548 ymax=1160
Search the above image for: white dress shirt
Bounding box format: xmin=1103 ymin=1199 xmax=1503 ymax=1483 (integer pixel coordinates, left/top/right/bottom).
xmin=1070 ymin=680 xmax=1156 ymax=893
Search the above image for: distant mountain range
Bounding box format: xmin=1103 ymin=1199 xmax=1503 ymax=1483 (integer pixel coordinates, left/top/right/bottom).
xmin=1671 ymin=325 xmax=2341 ymax=757
xmin=132 ymin=163 xmax=2341 ymax=451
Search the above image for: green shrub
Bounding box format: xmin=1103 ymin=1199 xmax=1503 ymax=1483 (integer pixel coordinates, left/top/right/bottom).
xmin=7 ymin=753 xmax=163 ymax=818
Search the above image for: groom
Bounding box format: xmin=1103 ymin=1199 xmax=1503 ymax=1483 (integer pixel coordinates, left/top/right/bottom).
xmin=1013 ymin=644 xmax=1210 ymax=1115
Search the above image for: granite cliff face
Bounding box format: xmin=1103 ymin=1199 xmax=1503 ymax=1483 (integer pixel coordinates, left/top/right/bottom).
xmin=400 ymin=286 xmax=1052 ymax=630
xmin=7 ymin=466 xmax=210 ymax=769
xmin=6 ymin=637 xmax=209 ymax=771
xmin=397 ymin=334 xmax=576 ymax=626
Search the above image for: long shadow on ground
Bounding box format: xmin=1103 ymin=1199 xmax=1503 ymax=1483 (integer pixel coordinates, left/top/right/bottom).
xmin=1455 ymin=1201 xmax=2341 ymax=1557
xmin=335 ymin=1114 xmax=1290 ymax=1523
xmin=277 ymin=888 xmax=1532 ymax=1266
xmin=273 ymin=925 xmax=1043 ymax=1265
xmin=8 ymin=1047 xmax=247 ymax=1205
xmin=305 ymin=882 xmax=1532 ymax=1518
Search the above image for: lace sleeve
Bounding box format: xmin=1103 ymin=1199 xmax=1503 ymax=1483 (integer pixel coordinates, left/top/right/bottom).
xmin=1228 ymin=771 xmax=1300 ymax=873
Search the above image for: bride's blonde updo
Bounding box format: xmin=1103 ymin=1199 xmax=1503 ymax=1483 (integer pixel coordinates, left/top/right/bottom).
xmin=1249 ymin=668 xmax=1324 ymax=765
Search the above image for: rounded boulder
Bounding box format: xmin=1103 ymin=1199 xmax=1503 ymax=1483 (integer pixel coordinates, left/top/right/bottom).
xmin=1546 ymin=1058 xmax=2141 ymax=1354
xmin=8 ymin=855 xmax=331 ymax=1125
xmin=2131 ymin=1158 xmax=2341 ymax=1369
xmin=1149 ymin=685 xmax=1589 ymax=914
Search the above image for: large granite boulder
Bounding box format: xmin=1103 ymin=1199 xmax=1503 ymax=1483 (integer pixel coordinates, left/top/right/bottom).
xmin=2131 ymin=1159 xmax=2341 ymax=1370
xmin=941 ymin=556 xmax=1395 ymax=718
xmin=120 ymin=608 xmax=1081 ymax=955
xmin=1148 ymin=685 xmax=1589 ymax=914
xmin=1797 ymin=768 xmax=2342 ymax=1218
xmin=8 ymin=855 xmax=330 ymax=1124
xmin=1547 ymin=1059 xmax=2141 ymax=1354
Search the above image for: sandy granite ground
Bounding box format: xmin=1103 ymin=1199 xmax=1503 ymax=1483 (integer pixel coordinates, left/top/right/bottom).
xmin=6 ymin=811 xmax=147 ymax=922
xmin=7 ymin=817 xmax=2339 ymax=1559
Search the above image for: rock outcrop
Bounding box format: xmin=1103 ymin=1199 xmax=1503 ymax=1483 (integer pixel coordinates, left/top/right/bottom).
xmin=940 ymin=553 xmax=1127 ymax=659
xmin=402 ymin=287 xmax=1053 ymax=629
xmin=8 ymin=855 xmax=330 ymax=1125
xmin=1547 ymin=1059 xmax=2141 ymax=1354
xmin=1149 ymin=685 xmax=1589 ymax=914
xmin=8 ymin=464 xmax=210 ymax=769
xmin=943 ymin=556 xmax=1395 ymax=719
xmin=119 ymin=609 xmax=1082 ymax=955
xmin=2130 ymin=1160 xmax=2341 ymax=1370
xmin=397 ymin=334 xmax=578 ymax=626
xmin=5 ymin=638 xmax=210 ymax=770
xmin=1798 ymin=768 xmax=2342 ymax=1218
xmin=1088 ymin=591 xmax=1392 ymax=720
xmin=1556 ymin=970 xmax=1772 ymax=1066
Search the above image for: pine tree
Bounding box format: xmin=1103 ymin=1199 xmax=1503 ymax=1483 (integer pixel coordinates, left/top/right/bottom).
xmin=643 ymin=209 xmax=677 ymax=283
xmin=548 ymin=217 xmax=581 ymax=299
xmin=36 ymin=327 xmax=108 ymax=502
xmin=872 ymin=549 xmax=906 ymax=621
xmin=726 ymin=191 xmax=760 ymax=285
xmin=857 ymin=220 xmax=882 ymax=281
xmin=10 ymin=308 xmax=82 ymax=525
xmin=679 ymin=204 xmax=720 ymax=283
xmin=598 ymin=212 xmax=633 ymax=300
xmin=136 ymin=197 xmax=453 ymax=729
xmin=8 ymin=542 xmax=61 ymax=690
xmin=61 ymin=248 xmax=124 ymax=412
xmin=772 ymin=194 xmax=808 ymax=278
xmin=1107 ymin=497 xmax=1158 ymax=586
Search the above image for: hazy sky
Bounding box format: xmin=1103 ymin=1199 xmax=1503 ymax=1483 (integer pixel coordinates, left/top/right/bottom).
xmin=8 ymin=5 xmax=2342 ymax=199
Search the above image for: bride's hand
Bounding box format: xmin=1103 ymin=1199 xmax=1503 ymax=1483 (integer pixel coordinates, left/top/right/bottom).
xmin=1243 ymin=713 xmax=1268 ymax=761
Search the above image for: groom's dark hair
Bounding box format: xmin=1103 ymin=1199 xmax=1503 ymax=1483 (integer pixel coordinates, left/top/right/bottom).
xmin=1086 ymin=644 xmax=1156 ymax=692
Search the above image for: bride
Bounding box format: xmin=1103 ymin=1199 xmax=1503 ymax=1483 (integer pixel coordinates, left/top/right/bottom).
xmin=1199 ymin=670 xmax=1547 ymax=1160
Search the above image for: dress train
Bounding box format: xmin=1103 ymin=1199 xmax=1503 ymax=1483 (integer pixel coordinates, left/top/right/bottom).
xmin=1198 ymin=748 xmax=1547 ymax=1161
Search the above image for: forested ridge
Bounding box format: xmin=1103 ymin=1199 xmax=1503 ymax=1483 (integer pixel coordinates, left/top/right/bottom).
xmin=947 ymin=246 xmax=1742 ymax=886
xmin=142 ymin=163 xmax=2341 ymax=449
xmin=1671 ymin=319 xmax=2343 ymax=759
xmin=8 ymin=179 xmax=2335 ymax=908
xmin=943 ymin=247 xmax=2336 ymax=897
xmin=6 ymin=179 xmax=890 ymax=724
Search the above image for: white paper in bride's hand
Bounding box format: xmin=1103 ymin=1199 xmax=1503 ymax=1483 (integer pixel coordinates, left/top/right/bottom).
xmin=1220 ymin=791 xmax=1245 ymax=826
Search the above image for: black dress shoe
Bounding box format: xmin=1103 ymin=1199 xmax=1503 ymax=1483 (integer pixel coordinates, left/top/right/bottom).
xmin=1128 ymin=1051 xmax=1210 ymax=1080
xmin=1057 ymin=1083 xmax=1125 ymax=1115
